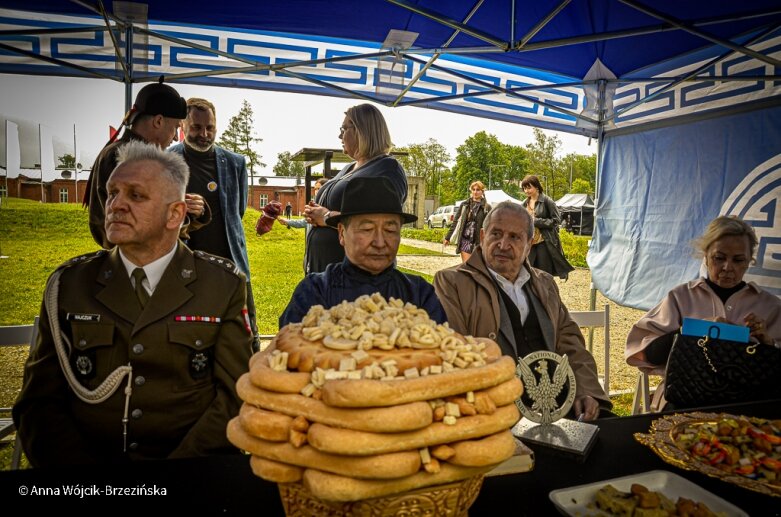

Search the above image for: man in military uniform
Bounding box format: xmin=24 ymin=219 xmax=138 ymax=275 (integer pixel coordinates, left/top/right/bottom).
xmin=14 ymin=140 xmax=254 ymax=467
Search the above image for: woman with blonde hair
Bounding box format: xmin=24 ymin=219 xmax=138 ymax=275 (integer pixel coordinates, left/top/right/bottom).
xmin=304 ymin=104 xmax=408 ymax=273
xmin=626 ymin=215 xmax=781 ymax=411
xmin=443 ymin=180 xmax=491 ymax=262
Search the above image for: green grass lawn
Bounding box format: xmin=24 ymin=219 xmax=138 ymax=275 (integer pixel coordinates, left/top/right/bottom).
xmin=0 ymin=198 xmax=439 ymax=332
xmin=0 ymin=199 xmax=630 ymax=469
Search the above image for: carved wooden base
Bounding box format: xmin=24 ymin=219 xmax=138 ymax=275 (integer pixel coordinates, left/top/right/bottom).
xmin=278 ymin=475 xmax=485 ymax=516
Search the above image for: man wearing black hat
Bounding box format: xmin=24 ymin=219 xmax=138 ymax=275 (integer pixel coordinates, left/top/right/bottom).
xmin=84 ymin=79 xmax=208 ymax=248
xmin=279 ymin=177 xmax=446 ymax=326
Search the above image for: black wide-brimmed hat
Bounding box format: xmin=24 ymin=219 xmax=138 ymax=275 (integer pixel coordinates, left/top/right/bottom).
xmin=326 ymin=176 xmax=417 ymax=226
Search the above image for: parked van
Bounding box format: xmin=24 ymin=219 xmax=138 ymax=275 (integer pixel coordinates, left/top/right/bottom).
xmin=426 ymin=205 xmax=456 ymax=228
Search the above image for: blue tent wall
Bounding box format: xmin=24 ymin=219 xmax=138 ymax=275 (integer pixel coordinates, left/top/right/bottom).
xmin=589 ymin=103 xmax=781 ymax=310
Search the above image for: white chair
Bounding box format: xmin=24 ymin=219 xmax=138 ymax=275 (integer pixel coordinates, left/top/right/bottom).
xmin=631 ymin=371 xmax=653 ymax=415
xmin=570 ymin=303 xmax=610 ymax=394
xmin=0 ymin=317 xmax=38 ymax=469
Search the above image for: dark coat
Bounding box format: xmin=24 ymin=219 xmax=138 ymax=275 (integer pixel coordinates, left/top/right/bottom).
xmin=280 ymin=259 xmax=446 ymax=327
xmin=306 ymin=155 xmax=408 ymax=273
xmin=13 ymin=243 xmax=253 ymax=467
xmin=523 ymin=194 xmax=574 ymax=279
xmin=84 ymin=130 xmax=145 ymax=248
xmin=170 ymin=143 xmax=250 ymax=279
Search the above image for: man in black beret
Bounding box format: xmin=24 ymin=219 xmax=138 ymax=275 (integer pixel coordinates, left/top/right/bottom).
xmin=84 ymin=78 xmax=208 ymax=248
xmin=279 ymin=176 xmax=446 ymax=326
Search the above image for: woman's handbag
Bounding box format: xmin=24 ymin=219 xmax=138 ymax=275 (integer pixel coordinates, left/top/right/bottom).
xmin=664 ymin=329 xmax=781 ymax=408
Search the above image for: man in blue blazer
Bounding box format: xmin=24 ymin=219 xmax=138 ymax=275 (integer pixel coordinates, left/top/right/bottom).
xmin=170 ymin=98 xmax=257 ymax=346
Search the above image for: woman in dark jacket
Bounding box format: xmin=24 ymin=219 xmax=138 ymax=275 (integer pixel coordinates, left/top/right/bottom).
xmin=521 ymin=175 xmax=574 ymax=279
xmin=303 ymin=104 xmax=407 ymax=273
xmin=443 ymin=180 xmax=491 ymax=262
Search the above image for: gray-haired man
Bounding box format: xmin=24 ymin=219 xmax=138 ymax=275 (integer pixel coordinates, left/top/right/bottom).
xmin=14 ymin=140 xmax=252 ymax=466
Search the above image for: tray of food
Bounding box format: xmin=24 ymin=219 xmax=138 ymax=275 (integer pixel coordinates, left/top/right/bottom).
xmin=549 ymin=470 xmax=746 ymax=516
xmin=635 ymin=411 xmax=781 ymax=497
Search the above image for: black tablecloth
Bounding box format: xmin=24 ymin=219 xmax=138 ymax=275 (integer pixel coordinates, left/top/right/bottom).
xmin=2 ymin=399 xmax=779 ymax=515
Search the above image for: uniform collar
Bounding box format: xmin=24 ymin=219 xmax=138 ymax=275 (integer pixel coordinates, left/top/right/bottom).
xmin=118 ymin=243 xmax=178 ymax=293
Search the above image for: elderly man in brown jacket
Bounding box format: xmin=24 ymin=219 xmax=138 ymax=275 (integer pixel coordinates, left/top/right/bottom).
xmin=434 ymin=201 xmax=611 ymax=421
xmin=14 ymin=140 xmax=253 ymax=467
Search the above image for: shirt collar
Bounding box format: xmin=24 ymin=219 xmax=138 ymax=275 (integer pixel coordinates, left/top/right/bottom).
xmin=487 ymin=265 xmax=530 ymax=290
xmin=119 ymin=243 xmax=178 ymax=293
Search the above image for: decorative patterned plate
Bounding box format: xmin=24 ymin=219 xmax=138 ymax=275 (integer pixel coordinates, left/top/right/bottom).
xmin=635 ymin=411 xmax=781 ymax=498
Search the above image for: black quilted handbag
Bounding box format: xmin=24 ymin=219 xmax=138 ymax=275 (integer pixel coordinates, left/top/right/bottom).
xmin=665 ymin=333 xmax=781 ymax=409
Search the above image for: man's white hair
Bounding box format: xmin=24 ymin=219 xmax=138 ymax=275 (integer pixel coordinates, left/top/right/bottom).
xmin=114 ymin=140 xmax=190 ymax=197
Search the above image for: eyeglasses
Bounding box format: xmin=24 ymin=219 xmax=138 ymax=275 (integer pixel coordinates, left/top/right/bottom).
xmin=339 ymin=125 xmax=355 ymax=134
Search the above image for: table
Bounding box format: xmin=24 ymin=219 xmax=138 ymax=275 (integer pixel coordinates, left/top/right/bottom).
xmin=2 ymin=399 xmax=778 ymax=515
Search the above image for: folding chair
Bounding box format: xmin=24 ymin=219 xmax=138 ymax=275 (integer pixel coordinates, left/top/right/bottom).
xmin=0 ymin=317 xmax=39 ymax=469
xmin=570 ymin=303 xmax=610 ymax=394
xmin=631 ymin=371 xmax=654 ymax=415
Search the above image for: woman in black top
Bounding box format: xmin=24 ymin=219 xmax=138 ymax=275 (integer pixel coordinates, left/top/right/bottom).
xmin=521 ymin=175 xmax=574 ymax=279
xmin=303 ymin=104 xmax=407 ymax=273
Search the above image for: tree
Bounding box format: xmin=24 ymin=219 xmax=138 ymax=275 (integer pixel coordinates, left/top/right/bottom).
xmin=450 ymin=131 xmax=505 ymax=204
xmin=217 ymin=100 xmax=265 ymax=175
xmin=570 ymin=178 xmax=593 ymax=195
xmin=273 ymin=151 xmax=305 ymax=177
xmin=524 ymin=128 xmax=567 ymax=200
xmin=57 ymin=153 xmax=76 ymax=169
xmin=501 ymin=144 xmax=528 ymax=198
xmin=565 ymin=153 xmax=597 ymax=195
xmin=395 ymin=138 xmax=451 ymax=198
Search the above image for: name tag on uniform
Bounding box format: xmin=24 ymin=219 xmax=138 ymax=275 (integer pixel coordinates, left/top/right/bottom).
xmin=66 ymin=313 xmax=101 ymax=322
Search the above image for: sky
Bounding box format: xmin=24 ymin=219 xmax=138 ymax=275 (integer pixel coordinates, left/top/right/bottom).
xmin=0 ymin=73 xmax=595 ymax=180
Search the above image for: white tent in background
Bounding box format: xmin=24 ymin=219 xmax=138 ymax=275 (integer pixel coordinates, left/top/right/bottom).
xmin=456 ymin=190 xmax=523 ymax=208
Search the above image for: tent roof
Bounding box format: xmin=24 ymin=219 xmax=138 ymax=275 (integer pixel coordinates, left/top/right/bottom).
xmin=556 ymin=193 xmax=594 ymax=209
xmin=4 ymin=1 xmax=780 ymax=78
xmin=457 ymin=189 xmax=522 ymax=207
xmin=1 ymin=1 xmax=780 ymax=136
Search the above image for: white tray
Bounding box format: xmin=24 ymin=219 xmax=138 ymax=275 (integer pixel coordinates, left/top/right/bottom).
xmin=548 ymin=470 xmax=747 ymax=516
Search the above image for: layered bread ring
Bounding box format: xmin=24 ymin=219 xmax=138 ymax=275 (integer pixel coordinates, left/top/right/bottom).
xmin=228 ymin=293 xmax=525 ymax=502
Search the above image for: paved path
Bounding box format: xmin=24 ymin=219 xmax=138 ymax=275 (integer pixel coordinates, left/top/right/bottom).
xmin=401 ymin=237 xmax=457 ymax=255
xmin=398 ymin=238 xmax=461 ymax=276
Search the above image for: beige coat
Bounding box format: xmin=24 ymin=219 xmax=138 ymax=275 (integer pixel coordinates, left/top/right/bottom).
xmin=626 ymin=277 xmax=781 ymax=410
xmin=434 ymin=249 xmax=610 ymax=406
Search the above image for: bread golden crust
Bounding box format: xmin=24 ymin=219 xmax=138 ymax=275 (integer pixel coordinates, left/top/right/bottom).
xmin=302 ymin=462 xmax=495 ymax=502
xmin=276 ymin=324 xmax=447 ymax=373
xmin=320 ymin=355 xmax=517 ymax=408
xmin=448 ymin=431 xmax=516 ymax=467
xmin=482 ymin=376 xmax=524 ymax=407
xmin=237 ymin=374 xmax=433 ymax=433
xmin=229 ymin=418 xmax=421 ymax=479
xmin=249 ymin=455 xmax=303 ymax=483
xmin=249 ymin=354 xmax=311 ymax=394
xmin=229 ymin=295 xmax=525 ymax=501
xmin=239 ymin=403 xmax=291 ymax=442
xmin=307 ymin=403 xmax=520 ymax=456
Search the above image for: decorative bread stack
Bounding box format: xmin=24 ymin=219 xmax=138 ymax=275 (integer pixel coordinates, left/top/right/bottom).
xmin=227 ymin=293 xmax=523 ymax=503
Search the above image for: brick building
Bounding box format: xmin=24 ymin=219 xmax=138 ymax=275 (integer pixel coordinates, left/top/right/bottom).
xmin=1 ymin=172 xmax=87 ymax=204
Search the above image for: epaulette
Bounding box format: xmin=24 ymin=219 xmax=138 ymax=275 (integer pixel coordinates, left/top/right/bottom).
xmin=56 ymin=250 xmax=108 ymax=271
xmin=193 ymin=250 xmax=242 ymax=277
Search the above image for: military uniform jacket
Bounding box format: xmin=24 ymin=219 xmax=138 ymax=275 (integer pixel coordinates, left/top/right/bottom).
xmin=13 ymin=242 xmax=253 ymax=467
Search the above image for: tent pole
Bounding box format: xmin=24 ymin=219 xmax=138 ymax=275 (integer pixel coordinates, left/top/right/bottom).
xmin=124 ymin=24 xmax=133 ymax=113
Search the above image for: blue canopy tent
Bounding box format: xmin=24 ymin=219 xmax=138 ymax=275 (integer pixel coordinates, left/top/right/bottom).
xmin=1 ymin=0 xmax=779 ymax=308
